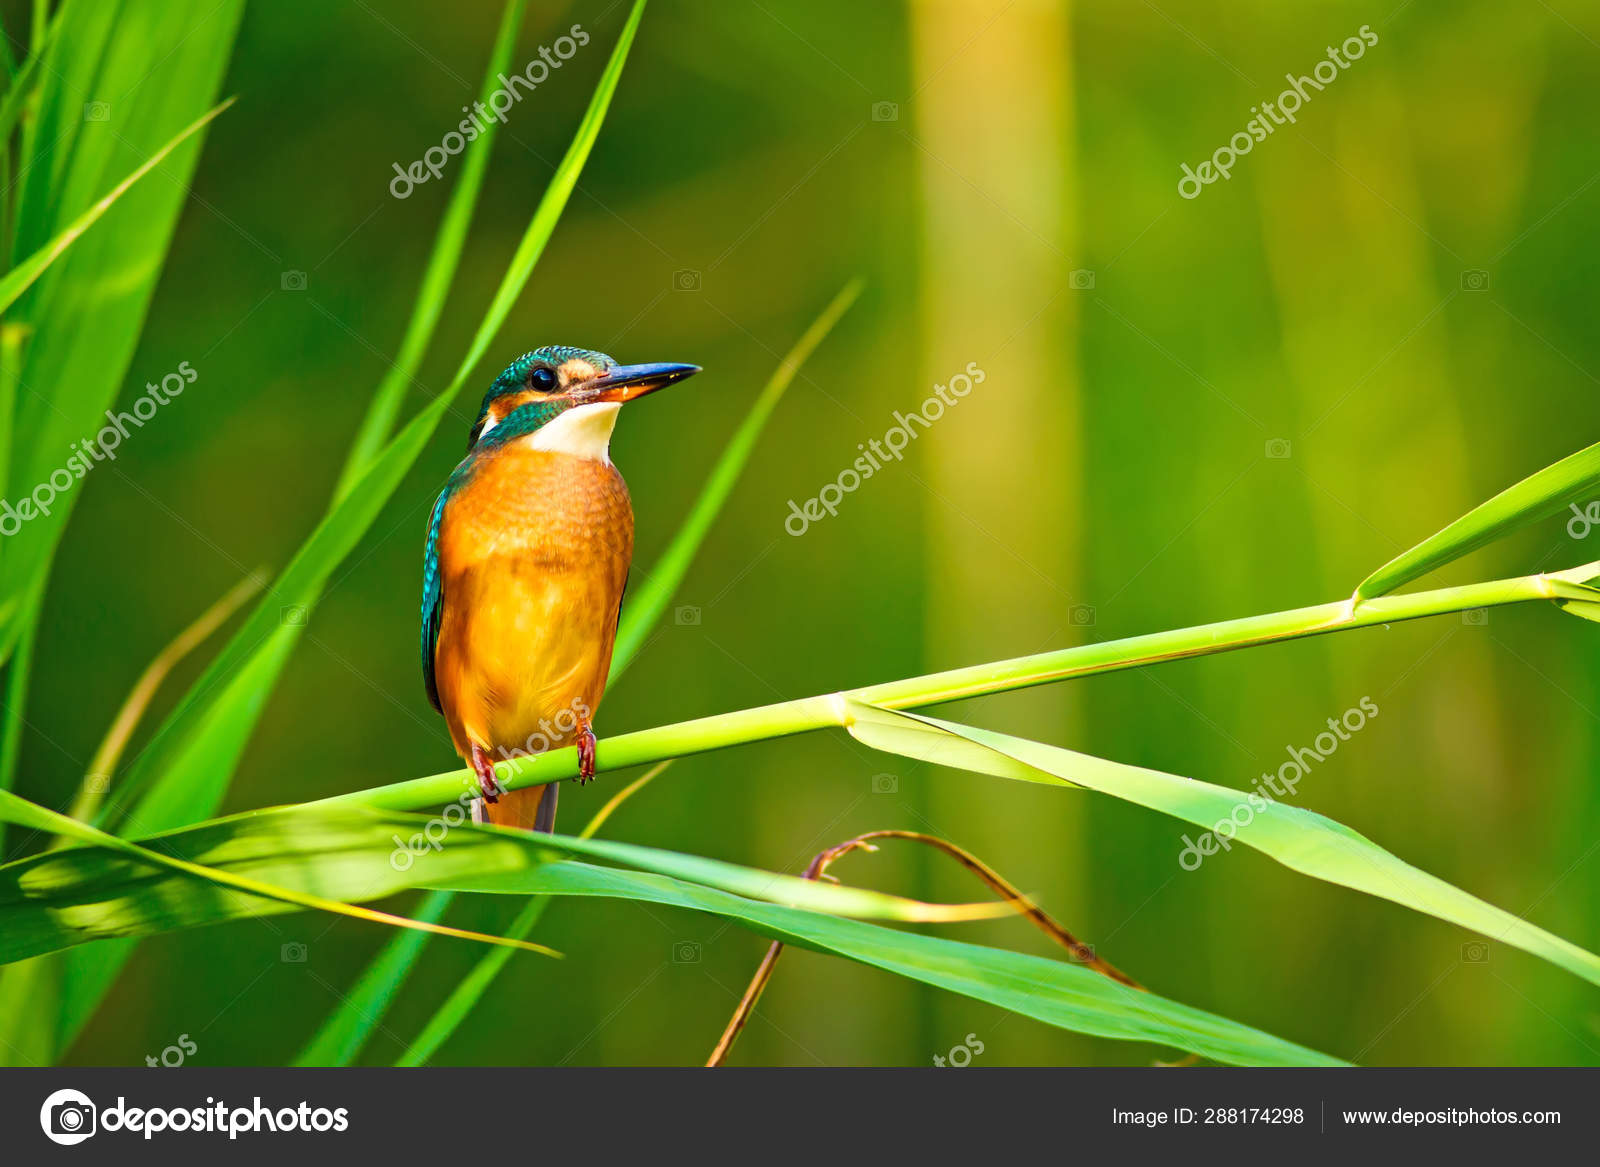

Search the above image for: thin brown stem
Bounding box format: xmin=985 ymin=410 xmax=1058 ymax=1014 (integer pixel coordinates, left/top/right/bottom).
xmin=837 ymin=831 xmax=1142 ymax=988
xmin=706 ymin=829 xmax=1139 ymax=1066
xmin=704 ymin=936 xmax=785 ymax=1067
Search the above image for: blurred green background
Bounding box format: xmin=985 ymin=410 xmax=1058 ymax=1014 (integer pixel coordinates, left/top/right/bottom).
xmin=9 ymin=0 xmax=1600 ymax=1065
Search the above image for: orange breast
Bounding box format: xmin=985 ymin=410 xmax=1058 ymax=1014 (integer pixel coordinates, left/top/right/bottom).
xmin=433 ymin=443 xmax=632 ymax=762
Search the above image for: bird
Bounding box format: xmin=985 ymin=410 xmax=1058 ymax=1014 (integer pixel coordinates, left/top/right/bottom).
xmin=421 ymin=345 xmax=700 ymax=831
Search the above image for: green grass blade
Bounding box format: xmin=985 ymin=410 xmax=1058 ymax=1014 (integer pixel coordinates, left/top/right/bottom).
xmin=612 ymin=279 xmax=861 ymax=673
xmin=0 ymin=323 xmax=25 ymax=566
xmin=331 ymin=0 xmax=528 ymax=500
xmin=10 ymin=1 xmax=120 ymax=255
xmin=28 ymin=0 xmax=46 ymax=60
xmin=0 ymin=0 xmax=245 ymax=665
xmin=1557 ymin=584 xmax=1600 ymax=624
xmin=0 ymin=579 xmax=41 ymax=854
xmin=291 ymin=888 xmax=455 ymax=1067
xmin=0 ymin=25 xmax=52 ymax=144
xmin=1355 ymin=439 xmax=1600 ymax=600
xmin=0 ymin=801 xmax=1005 ymax=966
xmin=845 ymin=701 xmax=1600 ymax=990
xmin=0 ymin=94 xmax=228 ymax=316
xmin=502 ymin=861 xmax=1347 ymax=1067
xmin=437 ymin=830 xmax=1010 ymax=919
xmin=0 ymin=0 xmax=247 ymax=1064
xmin=409 ymin=823 xmax=1006 ymax=922
xmin=0 ymin=790 xmax=560 ymax=960
xmin=0 ymin=588 xmax=42 ymax=1068
xmin=108 ymin=0 xmax=650 ymax=835
xmin=394 ymin=894 xmax=548 ymax=1067
xmin=6 ymin=792 xmax=1332 ymax=1065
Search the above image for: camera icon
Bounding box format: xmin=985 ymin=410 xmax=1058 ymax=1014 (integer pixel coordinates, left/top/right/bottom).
xmin=86 ymin=773 xmax=110 ymax=794
xmin=52 ymin=1101 xmax=95 ymax=1133
xmin=40 ymin=1090 xmax=97 ymax=1145
xmin=281 ymin=941 xmax=308 ymax=963
xmin=1461 ymin=941 xmax=1490 ymax=963
xmin=281 ymin=270 xmax=308 ymax=292
xmin=871 ymin=773 xmax=899 ymax=794
xmin=1460 ymin=269 xmax=1490 ymax=291
xmin=674 ymin=605 xmax=701 ymax=626
xmin=1068 ymin=943 xmax=1097 ymax=964
xmin=83 ymin=102 xmax=111 ymax=122
xmin=1461 ymin=608 xmax=1489 ymax=626
xmin=1069 ymin=269 xmax=1096 ymax=290
xmin=280 ymin=604 xmax=308 ymax=627
xmin=1069 ymin=604 xmax=1096 ymax=627
xmin=871 ymin=100 xmax=899 ymax=122
xmin=672 ymin=940 xmax=702 ymax=964
xmin=672 ymin=269 xmax=701 ymax=292
xmin=1265 ymin=438 xmax=1292 ymax=459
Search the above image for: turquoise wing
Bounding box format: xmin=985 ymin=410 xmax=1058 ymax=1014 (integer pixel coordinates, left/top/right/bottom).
xmin=421 ymin=488 xmax=448 ymax=712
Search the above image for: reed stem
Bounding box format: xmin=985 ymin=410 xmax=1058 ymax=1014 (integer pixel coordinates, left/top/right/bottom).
xmin=299 ymin=560 xmax=1600 ymax=818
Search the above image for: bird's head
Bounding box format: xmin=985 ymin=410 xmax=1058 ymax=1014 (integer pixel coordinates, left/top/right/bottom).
xmin=467 ymin=345 xmax=700 ymax=461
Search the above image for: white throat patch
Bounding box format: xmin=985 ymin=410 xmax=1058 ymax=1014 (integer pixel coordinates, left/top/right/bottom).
xmin=524 ymin=401 xmax=622 ymax=463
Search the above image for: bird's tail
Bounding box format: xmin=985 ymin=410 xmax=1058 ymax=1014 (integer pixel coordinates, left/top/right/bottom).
xmin=478 ymin=783 xmax=558 ymax=833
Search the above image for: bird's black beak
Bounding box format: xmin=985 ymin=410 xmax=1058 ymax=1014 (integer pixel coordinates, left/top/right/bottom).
xmin=587 ymin=361 xmax=701 ymax=404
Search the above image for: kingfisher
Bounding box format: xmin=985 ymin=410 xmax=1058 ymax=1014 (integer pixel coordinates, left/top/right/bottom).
xmin=421 ymin=346 xmax=700 ymax=831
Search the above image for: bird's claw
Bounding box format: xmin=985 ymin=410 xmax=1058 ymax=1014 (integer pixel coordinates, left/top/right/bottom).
xmin=577 ymin=726 xmax=597 ymax=785
xmin=470 ymin=743 xmax=503 ymax=803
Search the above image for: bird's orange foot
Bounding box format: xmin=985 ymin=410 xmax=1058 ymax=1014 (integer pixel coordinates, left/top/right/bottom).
xmin=470 ymin=743 xmax=503 ymax=803
xmin=576 ymin=726 xmax=597 ymax=785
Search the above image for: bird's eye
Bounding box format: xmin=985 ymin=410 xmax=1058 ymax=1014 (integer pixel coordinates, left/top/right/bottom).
xmin=530 ymin=367 xmax=558 ymax=391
